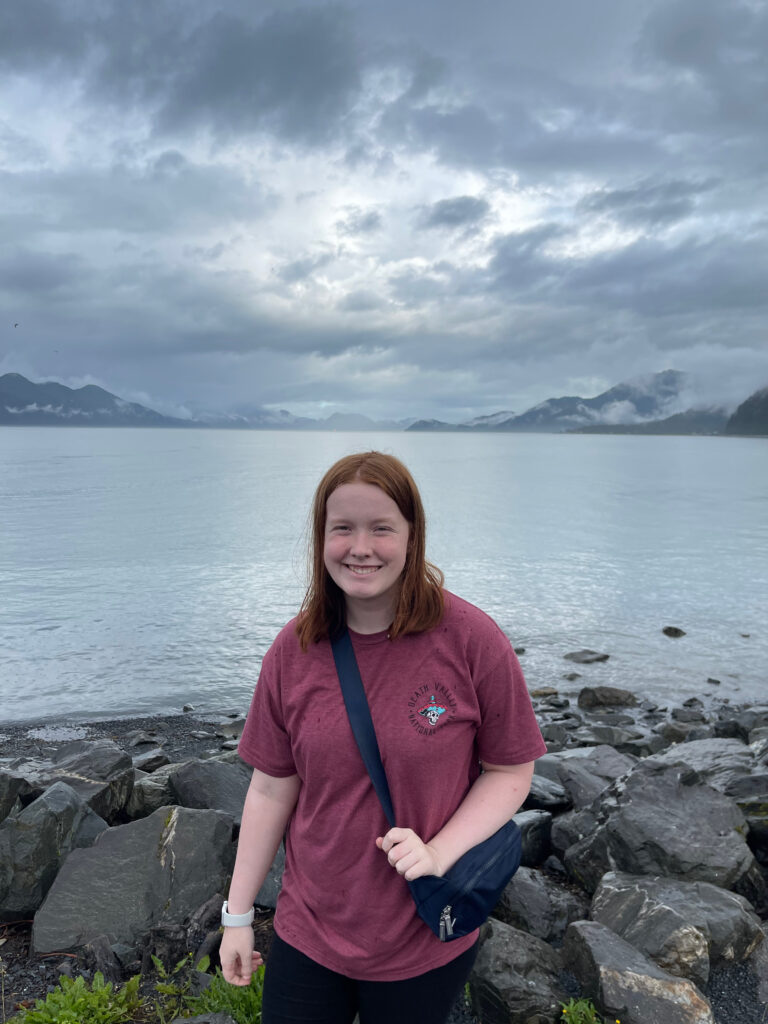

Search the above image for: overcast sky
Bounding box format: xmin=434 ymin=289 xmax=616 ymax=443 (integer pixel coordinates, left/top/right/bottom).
xmin=1 ymin=0 xmax=766 ymax=421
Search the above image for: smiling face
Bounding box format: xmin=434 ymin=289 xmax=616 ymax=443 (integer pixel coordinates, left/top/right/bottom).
xmin=323 ymin=480 xmax=410 ymax=632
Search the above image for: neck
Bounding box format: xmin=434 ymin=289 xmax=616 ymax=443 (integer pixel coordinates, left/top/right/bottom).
xmin=344 ymin=596 xmax=396 ymax=635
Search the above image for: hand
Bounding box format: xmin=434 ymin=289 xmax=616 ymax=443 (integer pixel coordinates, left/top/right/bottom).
xmin=219 ymin=926 xmax=263 ymax=986
xmin=376 ymin=827 xmax=445 ymax=881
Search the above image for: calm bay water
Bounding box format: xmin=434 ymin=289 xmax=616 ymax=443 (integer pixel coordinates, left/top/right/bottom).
xmin=1 ymin=427 xmax=766 ymax=724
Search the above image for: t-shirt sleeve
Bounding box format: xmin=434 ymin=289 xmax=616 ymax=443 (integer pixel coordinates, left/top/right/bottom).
xmin=238 ymin=645 xmax=298 ymax=777
xmin=473 ymin=639 xmax=547 ymax=765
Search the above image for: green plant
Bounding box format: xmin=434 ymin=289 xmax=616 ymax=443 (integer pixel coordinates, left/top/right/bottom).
xmin=560 ymin=997 xmax=619 ymax=1024
xmin=12 ymin=972 xmax=143 ymax=1024
xmin=150 ymin=952 xmax=195 ymax=1024
xmin=183 ymin=959 xmax=264 ymax=1024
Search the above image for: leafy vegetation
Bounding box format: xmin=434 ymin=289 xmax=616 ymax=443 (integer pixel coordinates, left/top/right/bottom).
xmin=11 ymin=973 xmax=142 ymax=1024
xmin=184 ymin=959 xmax=264 ymax=1024
xmin=561 ymin=997 xmax=619 ymax=1023
xmin=7 ymin=953 xmax=264 ymax=1024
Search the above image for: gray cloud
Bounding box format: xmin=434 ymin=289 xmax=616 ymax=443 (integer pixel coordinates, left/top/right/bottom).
xmin=0 ymin=0 xmax=90 ymax=70
xmin=154 ymin=8 xmax=362 ymax=143
xmin=276 ymin=252 xmax=335 ymax=284
xmin=0 ymin=0 xmax=766 ymax=422
xmin=336 ymin=208 xmax=383 ymax=235
xmin=579 ymin=180 xmax=715 ymax=226
xmin=0 ymin=247 xmax=84 ymax=295
xmin=420 ymin=195 xmax=490 ymax=230
xmin=2 ymin=154 xmax=276 ymax=238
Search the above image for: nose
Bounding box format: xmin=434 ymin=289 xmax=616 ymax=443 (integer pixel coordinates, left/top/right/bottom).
xmin=349 ymin=531 xmax=372 ymax=558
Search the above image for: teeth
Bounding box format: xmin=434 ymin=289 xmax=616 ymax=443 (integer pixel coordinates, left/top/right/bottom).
xmin=346 ymin=565 xmax=379 ymax=575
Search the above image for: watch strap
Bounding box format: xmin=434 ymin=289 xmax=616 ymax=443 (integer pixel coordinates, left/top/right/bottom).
xmin=221 ymin=900 xmax=255 ymax=927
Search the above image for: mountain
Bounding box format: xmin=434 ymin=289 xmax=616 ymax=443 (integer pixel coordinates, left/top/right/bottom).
xmin=724 ymin=386 xmax=768 ymax=436
xmin=0 ymin=373 xmax=190 ymax=427
xmin=318 ymin=412 xmax=406 ymax=431
xmin=461 ymin=411 xmax=516 ymax=429
xmin=492 ymin=370 xmax=688 ymax=432
xmin=406 ymin=418 xmax=457 ymax=432
xmin=191 ymin=403 xmax=317 ymax=429
xmin=3 ymin=370 xmax=754 ymax=436
xmin=570 ymin=407 xmax=728 ymax=435
xmin=0 ymin=374 xmax=411 ymax=431
xmin=406 ymin=370 xmax=691 ymax=433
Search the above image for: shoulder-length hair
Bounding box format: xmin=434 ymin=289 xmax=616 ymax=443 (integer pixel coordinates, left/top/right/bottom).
xmin=296 ymin=451 xmax=444 ymax=650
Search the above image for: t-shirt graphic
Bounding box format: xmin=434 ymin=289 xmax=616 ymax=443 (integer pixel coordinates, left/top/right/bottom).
xmin=418 ymin=695 xmax=446 ymax=726
xmin=407 ymin=682 xmax=457 ymax=736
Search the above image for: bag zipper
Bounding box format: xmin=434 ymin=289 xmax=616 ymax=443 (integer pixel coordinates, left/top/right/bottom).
xmin=439 ymin=905 xmax=455 ymax=941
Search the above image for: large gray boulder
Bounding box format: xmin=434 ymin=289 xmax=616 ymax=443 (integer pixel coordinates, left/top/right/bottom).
xmin=0 ymin=740 xmax=133 ymax=824
xmin=125 ymin=761 xmax=192 ymax=819
xmin=470 ymin=918 xmax=571 ymax=1024
xmin=513 ymin=809 xmax=551 ymax=867
xmin=535 ymin=745 xmax=637 ymax=809
xmin=563 ymin=920 xmax=715 ymax=1024
xmin=576 ymin=686 xmax=635 ymax=706
xmin=169 ymin=758 xmax=251 ymax=825
xmin=523 ymin=774 xmax=572 ymax=813
xmin=568 ymin=723 xmax=647 ymax=751
xmin=0 ymin=781 xmax=108 ymax=920
xmin=648 ymin=738 xmax=768 ymax=851
xmin=715 ymin=706 xmax=768 ymax=743
xmin=494 ymin=866 xmax=589 ymax=944
xmin=591 ymin=872 xmax=764 ymax=988
xmin=648 ymin=738 xmax=756 ymax=791
xmin=31 ymin=805 xmax=235 ymax=953
xmin=562 ymin=762 xmax=759 ymax=897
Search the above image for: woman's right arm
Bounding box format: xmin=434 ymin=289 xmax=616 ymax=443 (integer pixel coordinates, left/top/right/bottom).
xmin=220 ymin=767 xmax=301 ymax=985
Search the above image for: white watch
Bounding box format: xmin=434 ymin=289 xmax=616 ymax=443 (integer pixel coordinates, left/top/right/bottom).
xmin=221 ymin=900 xmax=255 ymax=927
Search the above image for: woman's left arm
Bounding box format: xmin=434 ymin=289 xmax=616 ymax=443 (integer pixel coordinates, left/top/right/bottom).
xmin=376 ymin=760 xmax=535 ymax=882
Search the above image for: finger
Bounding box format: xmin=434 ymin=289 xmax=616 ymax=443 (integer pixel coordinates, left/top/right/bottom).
xmin=381 ymin=827 xmax=412 ymax=853
xmin=387 ymin=841 xmax=415 ymax=867
xmin=404 ymin=860 xmax=429 ymax=881
xmin=392 ymin=849 xmax=422 ymax=875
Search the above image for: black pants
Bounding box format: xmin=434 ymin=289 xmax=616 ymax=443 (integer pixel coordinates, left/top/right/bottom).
xmin=261 ymin=932 xmax=479 ymax=1024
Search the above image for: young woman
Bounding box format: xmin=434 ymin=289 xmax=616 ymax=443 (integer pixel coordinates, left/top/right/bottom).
xmin=220 ymin=452 xmax=546 ymax=1024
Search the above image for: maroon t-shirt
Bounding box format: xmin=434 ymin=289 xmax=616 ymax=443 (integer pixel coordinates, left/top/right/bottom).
xmin=238 ymin=591 xmax=547 ymax=981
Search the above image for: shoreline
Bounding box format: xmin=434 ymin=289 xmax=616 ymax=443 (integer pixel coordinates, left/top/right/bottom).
xmin=0 ymin=711 xmax=242 ymax=766
xmin=0 ymin=683 xmax=752 ymax=765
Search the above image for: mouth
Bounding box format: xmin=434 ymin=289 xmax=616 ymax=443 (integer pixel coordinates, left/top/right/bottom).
xmin=344 ymin=564 xmax=381 ymax=576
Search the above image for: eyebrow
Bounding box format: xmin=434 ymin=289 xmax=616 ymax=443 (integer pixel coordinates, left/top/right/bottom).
xmin=326 ymin=513 xmax=400 ymax=525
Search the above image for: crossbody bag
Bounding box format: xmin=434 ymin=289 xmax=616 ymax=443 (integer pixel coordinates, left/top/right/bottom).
xmin=330 ymin=628 xmax=522 ymax=942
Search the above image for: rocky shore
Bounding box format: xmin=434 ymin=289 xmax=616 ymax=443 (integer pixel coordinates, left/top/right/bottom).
xmin=2 ymin=672 xmax=768 ymax=1023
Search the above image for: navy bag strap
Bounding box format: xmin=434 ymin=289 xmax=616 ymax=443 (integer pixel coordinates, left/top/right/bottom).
xmin=331 ymin=628 xmax=396 ymax=829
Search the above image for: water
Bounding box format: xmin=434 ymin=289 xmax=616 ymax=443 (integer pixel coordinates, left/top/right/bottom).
xmin=1 ymin=428 xmax=766 ymax=724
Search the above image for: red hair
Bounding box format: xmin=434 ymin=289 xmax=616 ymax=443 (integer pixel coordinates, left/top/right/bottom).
xmin=296 ymin=452 xmax=444 ymax=650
